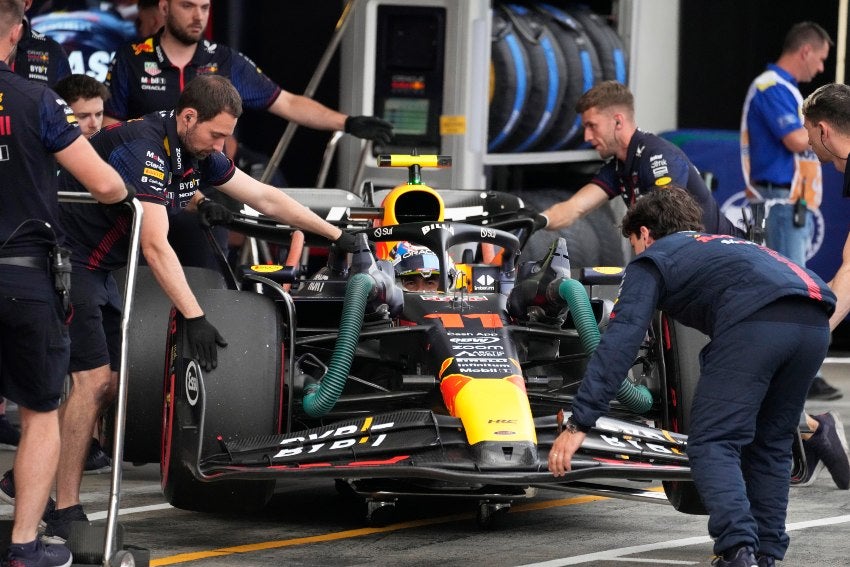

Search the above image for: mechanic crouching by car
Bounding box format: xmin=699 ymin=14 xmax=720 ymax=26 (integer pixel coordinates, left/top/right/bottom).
xmin=0 ymin=74 xmax=360 ymax=545
xmin=548 ymin=187 xmax=834 ymax=567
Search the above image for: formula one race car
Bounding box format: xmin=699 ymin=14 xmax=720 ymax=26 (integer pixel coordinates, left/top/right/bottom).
xmin=126 ymin=155 xmax=714 ymax=526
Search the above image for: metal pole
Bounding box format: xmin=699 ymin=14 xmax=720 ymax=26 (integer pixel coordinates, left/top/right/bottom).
xmin=838 ymin=0 xmax=847 ymax=84
xmin=259 ymin=0 xmax=361 ymax=185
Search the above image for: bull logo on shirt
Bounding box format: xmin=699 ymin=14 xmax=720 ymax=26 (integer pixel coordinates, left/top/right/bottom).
xmin=0 ymin=93 xmax=4 ymax=111
xmin=132 ymin=38 xmax=155 ymax=56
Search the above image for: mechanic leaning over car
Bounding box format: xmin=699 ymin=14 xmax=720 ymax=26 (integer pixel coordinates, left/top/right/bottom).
xmin=529 ymin=81 xmax=741 ymax=238
xmin=548 ymin=188 xmax=835 ymax=567
xmin=0 ymin=0 xmax=130 ymax=563
xmin=17 ymin=74 xmax=359 ymax=545
xmin=101 ymin=0 xmax=393 ymax=271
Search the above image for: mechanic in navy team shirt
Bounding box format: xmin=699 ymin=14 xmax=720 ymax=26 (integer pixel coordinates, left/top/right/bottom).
xmin=0 ymin=1 xmax=128 ymax=563
xmin=41 ymin=74 xmax=360 ymax=544
xmin=535 ymin=81 xmax=741 ymax=237
xmin=12 ymin=0 xmax=70 ymax=86
xmin=101 ymin=0 xmax=393 ymax=271
xmin=548 ymin=188 xmax=834 ymax=567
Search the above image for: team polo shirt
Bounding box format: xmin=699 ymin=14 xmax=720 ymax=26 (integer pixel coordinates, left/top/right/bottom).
xmin=742 ymin=64 xmax=801 ymax=186
xmin=592 ymin=130 xmax=738 ymax=235
xmin=570 ymin=231 xmax=835 ymax=429
xmin=0 ymin=63 xmax=80 ymax=256
xmin=58 ymin=110 xmax=236 ymax=271
xmin=12 ymin=20 xmax=71 ymax=87
xmin=103 ymin=30 xmax=281 ymax=120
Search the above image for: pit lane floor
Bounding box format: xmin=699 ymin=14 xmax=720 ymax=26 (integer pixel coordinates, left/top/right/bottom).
xmin=1 ymin=358 xmax=848 ymax=567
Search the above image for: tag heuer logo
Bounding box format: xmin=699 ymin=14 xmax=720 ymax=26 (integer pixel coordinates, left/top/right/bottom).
xmin=144 ymin=62 xmax=161 ymax=76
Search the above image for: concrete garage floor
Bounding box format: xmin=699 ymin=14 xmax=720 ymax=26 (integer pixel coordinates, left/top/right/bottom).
xmin=0 ymin=355 xmax=846 ymax=566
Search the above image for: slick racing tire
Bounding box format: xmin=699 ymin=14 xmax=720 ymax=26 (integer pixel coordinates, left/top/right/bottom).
xmin=108 ymin=266 xmax=226 ymax=464
xmin=659 ymin=315 xmax=710 ymax=515
xmin=161 ymin=288 xmax=281 ymax=513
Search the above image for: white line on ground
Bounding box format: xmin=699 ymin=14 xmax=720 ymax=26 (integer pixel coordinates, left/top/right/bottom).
xmin=87 ymin=503 xmax=173 ymax=521
xmin=516 ymin=515 xmax=850 ymax=566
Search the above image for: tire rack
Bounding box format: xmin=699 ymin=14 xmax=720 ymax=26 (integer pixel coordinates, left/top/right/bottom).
xmin=57 ymin=192 xmax=145 ymax=567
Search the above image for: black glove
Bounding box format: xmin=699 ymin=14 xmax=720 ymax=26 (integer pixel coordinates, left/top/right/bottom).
xmin=344 ymin=115 xmax=393 ymax=145
xmin=102 ymin=185 xmax=136 ymax=221
xmin=197 ymin=198 xmax=234 ymax=228
xmin=185 ymin=315 xmax=228 ymax=372
xmin=333 ymin=230 xmax=359 ymax=253
xmin=518 ymin=207 xmax=549 ymax=231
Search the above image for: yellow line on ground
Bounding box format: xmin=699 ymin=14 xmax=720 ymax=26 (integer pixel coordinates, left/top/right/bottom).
xmin=149 ymin=493 xmax=616 ymax=566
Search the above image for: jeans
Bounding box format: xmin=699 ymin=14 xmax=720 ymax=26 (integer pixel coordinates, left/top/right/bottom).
xmin=752 ymin=187 xmax=814 ymax=267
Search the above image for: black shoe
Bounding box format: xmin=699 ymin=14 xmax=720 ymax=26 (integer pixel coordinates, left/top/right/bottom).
xmin=807 ymin=376 xmax=843 ymax=401
xmin=3 ymin=538 xmax=72 ymax=567
xmin=757 ymin=554 xmax=776 ymax=567
xmin=0 ymin=470 xmax=56 ymax=526
xmin=0 ymin=415 xmax=20 ymax=450
xmin=83 ymin=439 xmax=112 ymax=475
xmin=711 ymin=545 xmax=758 ymax=567
xmin=804 ymin=411 xmax=850 ymax=489
xmin=41 ymin=504 xmax=87 ymax=545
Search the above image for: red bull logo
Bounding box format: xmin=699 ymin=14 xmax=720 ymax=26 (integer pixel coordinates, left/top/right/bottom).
xmin=132 ymin=38 xmax=155 ymax=55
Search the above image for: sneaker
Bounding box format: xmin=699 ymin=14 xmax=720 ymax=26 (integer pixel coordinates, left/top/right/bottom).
xmin=0 ymin=470 xmax=56 ymax=525
xmin=711 ymin=545 xmax=758 ymax=567
xmin=757 ymin=555 xmax=776 ymax=567
xmin=0 ymin=415 xmax=20 ymax=450
xmin=804 ymin=411 xmax=850 ymax=489
xmin=4 ymin=538 xmax=72 ymax=567
xmin=41 ymin=504 xmax=87 ymax=545
xmin=807 ymin=376 xmax=843 ymax=401
xmin=83 ymin=439 xmax=112 ymax=475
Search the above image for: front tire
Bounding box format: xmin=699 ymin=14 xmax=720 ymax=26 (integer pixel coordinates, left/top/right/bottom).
xmin=659 ymin=315 xmax=709 ymax=515
xmin=161 ymin=288 xmax=281 ymax=513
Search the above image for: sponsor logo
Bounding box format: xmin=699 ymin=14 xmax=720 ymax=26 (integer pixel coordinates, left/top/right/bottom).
xmin=307 ymin=273 xmax=329 ymax=292
xmin=654 ymin=175 xmax=672 ymax=186
xmin=0 ymin=92 xmax=3 ymax=110
xmin=0 ymin=145 xmax=9 ymax=161
xmin=419 ymin=294 xmax=487 ymax=302
xmin=197 ymin=64 xmax=219 ymax=74
xmin=480 ymin=227 xmax=496 ymax=238
xmin=272 ymin=419 xmax=393 ymax=458
xmin=144 ymin=61 xmax=161 ymax=76
xmin=132 ymin=38 xmax=155 ymax=55
xmin=599 ymin=434 xmax=674 ymax=455
xmin=184 ymin=361 xmax=200 ymax=406
xmin=373 ymin=226 xmax=393 ymax=238
xmin=450 ymin=337 xmax=500 ymax=344
xmin=421 ymin=223 xmax=454 ymax=235
xmin=143 ymin=167 xmax=165 ymax=180
xmin=476 ymin=274 xmax=495 ymax=286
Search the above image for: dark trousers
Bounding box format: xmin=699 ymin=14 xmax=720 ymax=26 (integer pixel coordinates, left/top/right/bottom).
xmin=686 ymin=298 xmax=829 ymax=559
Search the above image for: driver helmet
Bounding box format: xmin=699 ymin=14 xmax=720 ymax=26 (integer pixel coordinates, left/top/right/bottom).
xmin=389 ymin=241 xmax=451 ymax=292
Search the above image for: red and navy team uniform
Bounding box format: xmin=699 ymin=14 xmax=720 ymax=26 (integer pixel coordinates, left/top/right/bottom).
xmin=593 ymin=130 xmax=741 ymax=236
xmin=58 ymin=110 xmax=235 ymax=372
xmin=102 ymin=30 xmax=279 ymax=270
xmin=571 ymin=231 xmax=834 ymax=561
xmin=103 ymin=30 xmax=280 ymax=121
xmin=0 ymin=61 xmax=79 ymax=410
xmin=12 ymin=19 xmax=71 ymax=87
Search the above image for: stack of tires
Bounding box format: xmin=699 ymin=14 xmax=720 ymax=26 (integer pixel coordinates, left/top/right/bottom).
xmin=488 ymin=3 xmax=628 ymax=153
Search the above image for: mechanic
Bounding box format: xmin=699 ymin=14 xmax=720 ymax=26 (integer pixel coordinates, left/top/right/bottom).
xmin=532 ymin=81 xmax=740 ymax=237
xmin=0 ymin=0 xmax=129 ymax=563
xmin=134 ymin=0 xmax=163 ymax=38
xmin=0 ymin=0 xmax=74 ymax=456
xmin=52 ymin=73 xmax=114 ymax=476
xmin=12 ymin=0 xmax=70 ymax=86
xmin=741 ymin=21 xmax=839 ymax=402
xmin=389 ymin=241 xmax=445 ymax=292
xmin=548 ymin=188 xmax=835 ymax=567
xmin=101 ymin=0 xmax=393 ymax=271
xmin=23 ymin=74 xmax=359 ymax=544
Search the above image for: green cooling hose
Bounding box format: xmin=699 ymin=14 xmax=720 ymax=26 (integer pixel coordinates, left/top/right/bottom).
xmin=556 ymin=278 xmax=653 ymax=414
xmin=302 ymin=273 xmax=374 ymax=417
